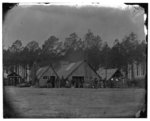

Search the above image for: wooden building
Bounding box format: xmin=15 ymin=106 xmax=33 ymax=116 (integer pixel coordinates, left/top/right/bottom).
xmin=4 ymin=65 xmax=31 ymax=82
xmin=97 ymin=68 xmax=125 ymax=88
xmin=7 ymin=72 xmax=23 ymax=86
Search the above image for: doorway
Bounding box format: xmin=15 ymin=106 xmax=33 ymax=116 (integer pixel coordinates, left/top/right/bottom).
xmin=72 ymin=76 xmax=84 ymax=88
xmin=50 ymin=76 xmax=55 ymax=87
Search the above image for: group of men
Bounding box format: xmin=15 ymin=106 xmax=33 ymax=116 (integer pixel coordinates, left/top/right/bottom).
xmin=46 ymin=76 xmax=104 ymax=88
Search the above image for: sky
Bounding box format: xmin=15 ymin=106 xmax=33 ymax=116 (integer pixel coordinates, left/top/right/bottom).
xmin=3 ymin=4 xmax=146 ymax=49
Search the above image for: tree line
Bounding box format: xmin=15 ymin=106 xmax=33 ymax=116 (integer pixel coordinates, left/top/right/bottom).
xmin=3 ymin=30 xmax=147 ymax=79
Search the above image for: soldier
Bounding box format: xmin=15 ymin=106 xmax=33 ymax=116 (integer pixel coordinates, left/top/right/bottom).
xmin=94 ymin=78 xmax=98 ymax=88
xmin=47 ymin=79 xmax=51 ymax=88
xmin=56 ymin=77 xmax=59 ymax=88
xmin=61 ymin=76 xmax=65 ymax=88
xmin=71 ymin=79 xmax=75 ymax=88
xmin=81 ymin=78 xmax=84 ymax=88
xmin=91 ymin=78 xmax=94 ymax=88
xmin=65 ymin=78 xmax=70 ymax=88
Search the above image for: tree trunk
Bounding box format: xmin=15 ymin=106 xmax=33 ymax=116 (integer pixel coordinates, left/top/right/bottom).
xmin=136 ymin=63 xmax=139 ymax=77
xmin=26 ymin=64 xmax=28 ymax=82
xmin=142 ymin=62 xmax=146 ymax=76
xmin=23 ymin=65 xmax=26 ymax=81
xmin=15 ymin=65 xmax=16 ymax=73
xmin=131 ymin=63 xmax=135 ymax=80
xmin=33 ymin=62 xmax=38 ymax=85
xmin=17 ymin=64 xmax=19 ymax=75
xmin=124 ymin=65 xmax=128 ymax=79
xmin=33 ymin=64 xmax=36 ymax=85
xmin=105 ymin=68 xmax=107 ymax=81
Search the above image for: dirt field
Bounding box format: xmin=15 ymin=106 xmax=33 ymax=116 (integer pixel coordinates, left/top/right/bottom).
xmin=4 ymin=86 xmax=146 ymax=118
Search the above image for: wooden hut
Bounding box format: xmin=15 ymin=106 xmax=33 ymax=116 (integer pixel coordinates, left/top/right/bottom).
xmin=7 ymin=72 xmax=22 ymax=86
xmin=97 ymin=68 xmax=125 ymax=88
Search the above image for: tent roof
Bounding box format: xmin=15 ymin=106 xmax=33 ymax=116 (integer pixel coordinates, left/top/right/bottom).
xmin=36 ymin=66 xmax=49 ymax=79
xmin=36 ymin=65 xmax=58 ymax=79
xmin=7 ymin=72 xmax=21 ymax=78
xmin=57 ymin=61 xmax=83 ymax=79
xmin=97 ymin=68 xmax=119 ymax=80
xmin=36 ymin=60 xmax=100 ymax=80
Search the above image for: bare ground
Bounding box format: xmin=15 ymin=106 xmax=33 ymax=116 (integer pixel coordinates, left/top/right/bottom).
xmin=3 ymin=86 xmax=146 ymax=118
